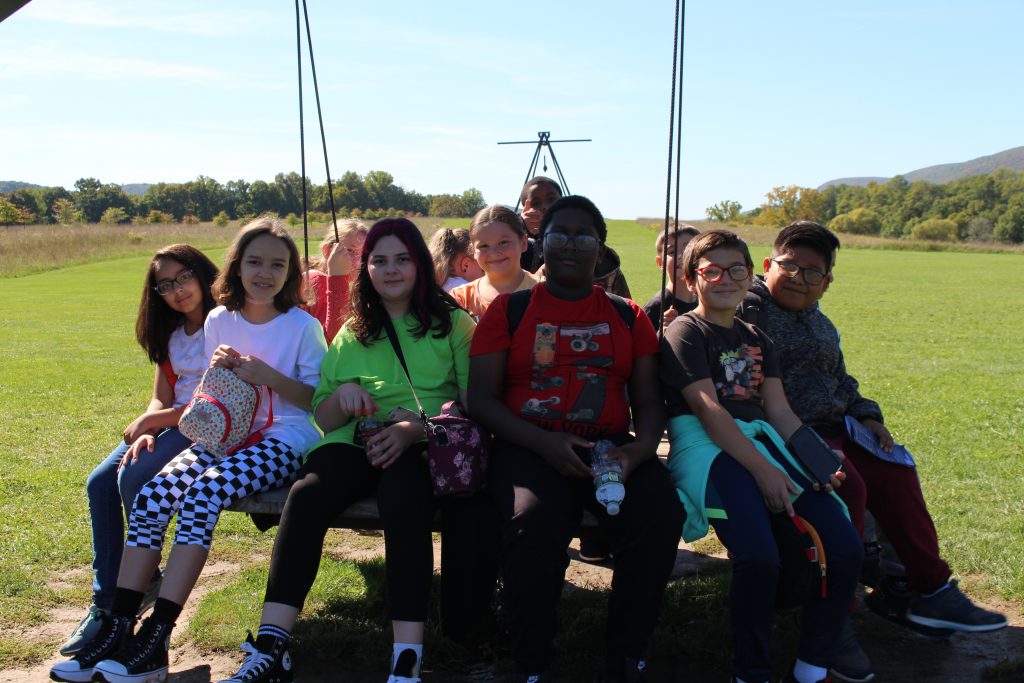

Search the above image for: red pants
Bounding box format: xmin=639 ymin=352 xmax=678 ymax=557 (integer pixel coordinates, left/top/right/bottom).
xmin=825 ymin=433 xmax=952 ymax=593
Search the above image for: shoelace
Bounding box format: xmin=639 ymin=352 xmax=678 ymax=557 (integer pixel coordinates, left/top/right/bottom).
xmin=122 ymin=622 xmax=165 ymax=666
xmin=79 ymin=616 xmax=127 ymax=661
xmin=232 ymin=641 xmax=273 ymax=680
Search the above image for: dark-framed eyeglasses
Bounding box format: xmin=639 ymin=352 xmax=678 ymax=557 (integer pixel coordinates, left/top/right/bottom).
xmin=694 ymin=263 xmax=751 ymax=283
xmin=153 ymin=270 xmax=196 ymax=296
xmin=770 ymin=258 xmax=828 ymax=285
xmin=544 ymin=231 xmax=600 ymax=252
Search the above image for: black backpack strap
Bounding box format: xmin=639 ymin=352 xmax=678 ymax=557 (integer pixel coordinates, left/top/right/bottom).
xmin=604 ymin=292 xmax=636 ymax=330
xmin=505 ymin=289 xmax=533 ymax=337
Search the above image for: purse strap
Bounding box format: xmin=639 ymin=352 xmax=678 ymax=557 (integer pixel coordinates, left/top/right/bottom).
xmin=382 ymin=318 xmax=431 ymax=431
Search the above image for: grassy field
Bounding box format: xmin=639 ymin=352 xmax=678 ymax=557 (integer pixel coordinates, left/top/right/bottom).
xmin=1 ymin=218 xmax=1022 ymax=672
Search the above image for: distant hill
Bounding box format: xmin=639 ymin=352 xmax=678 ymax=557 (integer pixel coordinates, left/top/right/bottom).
xmin=819 ymin=146 xmax=1024 ymax=188
xmin=0 ymin=180 xmax=43 ymax=193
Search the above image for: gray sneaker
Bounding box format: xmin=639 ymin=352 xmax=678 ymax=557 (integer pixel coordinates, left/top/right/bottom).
xmin=829 ymin=616 xmax=875 ymax=682
xmin=907 ymin=579 xmax=1008 ymax=632
xmin=58 ymin=605 xmax=109 ymax=656
xmin=139 ymin=570 xmax=162 ymax=616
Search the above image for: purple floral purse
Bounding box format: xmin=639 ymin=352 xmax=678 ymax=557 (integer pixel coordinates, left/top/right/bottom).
xmin=424 ymin=401 xmax=489 ymax=496
xmin=383 ymin=320 xmax=490 ymax=497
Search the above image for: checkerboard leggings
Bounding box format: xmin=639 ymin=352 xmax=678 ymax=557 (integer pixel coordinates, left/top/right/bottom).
xmin=126 ymin=437 xmax=302 ymax=551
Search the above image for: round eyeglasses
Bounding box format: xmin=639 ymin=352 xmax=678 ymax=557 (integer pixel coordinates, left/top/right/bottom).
xmin=770 ymin=258 xmax=828 ymax=285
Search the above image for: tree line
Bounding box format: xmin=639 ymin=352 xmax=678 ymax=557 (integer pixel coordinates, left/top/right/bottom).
xmin=0 ymin=171 xmax=486 ymax=226
xmin=706 ymin=169 xmax=1024 ymax=243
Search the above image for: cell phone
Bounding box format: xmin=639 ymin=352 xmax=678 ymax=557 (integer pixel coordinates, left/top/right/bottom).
xmin=785 ymin=425 xmax=843 ymax=490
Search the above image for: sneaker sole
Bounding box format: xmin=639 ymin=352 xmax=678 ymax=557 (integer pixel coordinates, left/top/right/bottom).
xmin=49 ymin=667 xmax=95 ymax=683
xmin=905 ymin=613 xmax=1009 ymax=633
xmin=91 ymin=666 xmax=168 ymax=683
xmin=864 ymin=592 xmax=955 ymax=638
xmin=577 ymin=554 xmax=610 ymax=563
xmin=829 ymin=667 xmax=876 ymax=683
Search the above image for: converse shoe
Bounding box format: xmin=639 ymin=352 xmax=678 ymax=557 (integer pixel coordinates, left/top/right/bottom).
xmin=58 ymin=605 xmax=109 ymax=656
xmin=218 ymin=632 xmax=293 ymax=683
xmin=828 ymin=617 xmax=875 ymax=682
xmin=93 ymin=617 xmax=173 ymax=682
xmin=906 ymin=580 xmax=1008 ymax=632
xmin=49 ymin=613 xmax=133 ymax=682
xmin=386 ymin=646 xmax=422 ymax=683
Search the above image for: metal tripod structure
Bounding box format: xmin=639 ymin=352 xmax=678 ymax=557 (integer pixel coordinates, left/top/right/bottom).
xmin=498 ymin=132 xmax=591 ymax=210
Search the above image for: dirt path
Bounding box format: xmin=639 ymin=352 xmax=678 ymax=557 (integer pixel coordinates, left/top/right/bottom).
xmin=4 ymin=539 xmax=1020 ymax=683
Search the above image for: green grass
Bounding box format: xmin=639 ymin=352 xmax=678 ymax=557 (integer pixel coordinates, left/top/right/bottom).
xmin=1 ymin=219 xmax=1022 ymax=670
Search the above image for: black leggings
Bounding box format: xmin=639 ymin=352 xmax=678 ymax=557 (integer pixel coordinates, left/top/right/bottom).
xmin=264 ymin=441 xmax=500 ymax=635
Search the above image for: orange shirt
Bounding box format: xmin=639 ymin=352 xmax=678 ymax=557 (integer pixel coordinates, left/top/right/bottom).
xmin=449 ymin=270 xmax=540 ymax=320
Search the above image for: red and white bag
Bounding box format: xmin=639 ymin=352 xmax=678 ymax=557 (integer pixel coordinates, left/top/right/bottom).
xmin=179 ymin=366 xmax=272 ymax=457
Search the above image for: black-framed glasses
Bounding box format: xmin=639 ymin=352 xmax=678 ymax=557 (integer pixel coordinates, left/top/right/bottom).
xmin=694 ymin=263 xmax=751 ymax=283
xmin=770 ymin=258 xmax=828 ymax=285
xmin=153 ymin=270 xmax=195 ymax=296
xmin=544 ymin=231 xmax=600 ymax=252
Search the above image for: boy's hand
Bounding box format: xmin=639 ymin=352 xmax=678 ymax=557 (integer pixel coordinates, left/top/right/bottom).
xmin=540 ymin=432 xmax=594 ymax=478
xmin=521 ymin=197 xmax=543 ymax=236
xmin=753 ymin=464 xmax=799 ymax=516
xmin=862 ymin=418 xmax=894 ymax=452
xmin=811 ymin=450 xmax=846 ymax=493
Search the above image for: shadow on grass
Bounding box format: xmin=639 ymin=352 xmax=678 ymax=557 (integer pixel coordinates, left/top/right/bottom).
xmin=189 ymin=551 xmax=822 ymax=680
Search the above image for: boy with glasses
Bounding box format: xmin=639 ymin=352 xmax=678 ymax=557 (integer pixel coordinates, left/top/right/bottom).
xmin=739 ymin=221 xmax=1007 ymax=681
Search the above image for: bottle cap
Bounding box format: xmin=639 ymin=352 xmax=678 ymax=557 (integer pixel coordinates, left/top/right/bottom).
xmin=606 ymin=502 xmax=620 ymax=515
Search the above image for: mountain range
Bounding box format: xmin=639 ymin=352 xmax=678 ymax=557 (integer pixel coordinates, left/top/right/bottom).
xmin=819 ymin=146 xmax=1024 ymax=189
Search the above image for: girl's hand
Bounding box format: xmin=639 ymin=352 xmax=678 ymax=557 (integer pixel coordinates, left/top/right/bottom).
xmin=366 ymin=421 xmax=424 ymax=469
xmin=232 ymin=355 xmax=277 ymax=386
xmin=211 ymin=345 xmax=242 ymax=369
xmin=752 ymin=464 xmax=799 ymax=516
xmin=862 ymin=418 xmax=894 ymax=452
xmin=123 ymin=412 xmax=160 ymax=445
xmin=118 ymin=434 xmax=156 ymax=473
xmin=325 ymin=241 xmax=355 ymax=276
xmin=540 ymin=432 xmax=594 ymax=478
xmin=335 ymin=383 xmax=377 ymax=417
xmin=816 ymin=449 xmax=846 ymax=492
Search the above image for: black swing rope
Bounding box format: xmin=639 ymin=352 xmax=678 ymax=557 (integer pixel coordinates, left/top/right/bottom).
xmin=658 ymin=0 xmax=686 ymax=339
xmin=294 ymin=0 xmax=342 ymax=281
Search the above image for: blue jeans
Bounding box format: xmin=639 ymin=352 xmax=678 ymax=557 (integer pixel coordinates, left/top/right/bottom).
xmin=709 ymin=444 xmax=862 ymax=683
xmin=86 ymin=428 xmax=190 ymax=608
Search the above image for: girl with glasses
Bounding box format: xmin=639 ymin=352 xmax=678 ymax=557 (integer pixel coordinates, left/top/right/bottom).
xmin=52 ymin=244 xmax=219 ymax=680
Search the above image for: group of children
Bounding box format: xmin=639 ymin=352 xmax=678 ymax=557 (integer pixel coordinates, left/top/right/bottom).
xmin=50 ymin=181 xmax=1006 ymax=683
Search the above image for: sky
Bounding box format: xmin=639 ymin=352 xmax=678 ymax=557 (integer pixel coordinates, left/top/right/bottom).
xmin=2 ymin=0 xmax=1023 ymax=220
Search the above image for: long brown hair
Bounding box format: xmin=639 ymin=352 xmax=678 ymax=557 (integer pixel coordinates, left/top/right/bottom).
xmin=349 ymin=218 xmax=459 ymax=345
xmin=470 ymin=204 xmax=527 ymax=239
xmin=213 ymin=215 xmax=306 ymax=312
xmin=135 ymin=244 xmax=219 ymax=364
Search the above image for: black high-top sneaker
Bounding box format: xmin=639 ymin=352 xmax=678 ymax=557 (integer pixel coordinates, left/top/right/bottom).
xmin=386 ymin=647 xmax=421 ymax=683
xmin=92 ymin=616 xmax=173 ymax=683
xmin=49 ymin=613 xmax=134 ymax=682
xmin=218 ymin=631 xmax=294 ymax=683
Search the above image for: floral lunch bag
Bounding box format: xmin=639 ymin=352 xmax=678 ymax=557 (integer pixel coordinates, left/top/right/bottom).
xmin=179 ymin=366 xmax=271 ymax=457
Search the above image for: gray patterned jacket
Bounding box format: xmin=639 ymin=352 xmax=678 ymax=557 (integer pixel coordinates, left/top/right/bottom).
xmin=737 ymin=278 xmax=883 ymax=429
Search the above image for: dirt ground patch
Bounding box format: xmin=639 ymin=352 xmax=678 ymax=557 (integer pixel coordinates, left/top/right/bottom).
xmin=4 ymin=537 xmax=1020 ymax=683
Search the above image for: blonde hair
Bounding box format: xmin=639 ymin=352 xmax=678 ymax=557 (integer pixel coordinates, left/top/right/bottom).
xmin=309 ymin=218 xmax=369 ymax=270
xmin=469 ymin=204 xmax=527 ymax=240
xmin=428 ymin=227 xmax=472 ymax=285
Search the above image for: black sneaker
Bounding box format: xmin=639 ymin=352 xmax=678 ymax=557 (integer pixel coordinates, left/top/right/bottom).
xmin=577 ymin=534 xmax=611 ymax=564
xmin=907 ymin=579 xmax=1008 ymax=633
xmin=59 ymin=605 xmax=109 ymax=657
xmin=828 ymin=616 xmax=875 ymax=683
xmin=594 ymin=657 xmax=647 ymax=683
xmin=515 ymin=673 xmax=553 ymax=683
xmin=217 ymin=632 xmax=294 ymax=683
xmin=93 ymin=617 xmax=173 ymax=682
xmin=49 ymin=613 xmax=134 ymax=682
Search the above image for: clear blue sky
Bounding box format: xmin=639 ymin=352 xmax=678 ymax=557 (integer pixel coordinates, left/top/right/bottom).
xmin=2 ymin=0 xmax=1022 ymax=219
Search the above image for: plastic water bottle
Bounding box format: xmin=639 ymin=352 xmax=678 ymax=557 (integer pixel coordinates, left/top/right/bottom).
xmin=592 ymin=439 xmax=625 ymax=515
